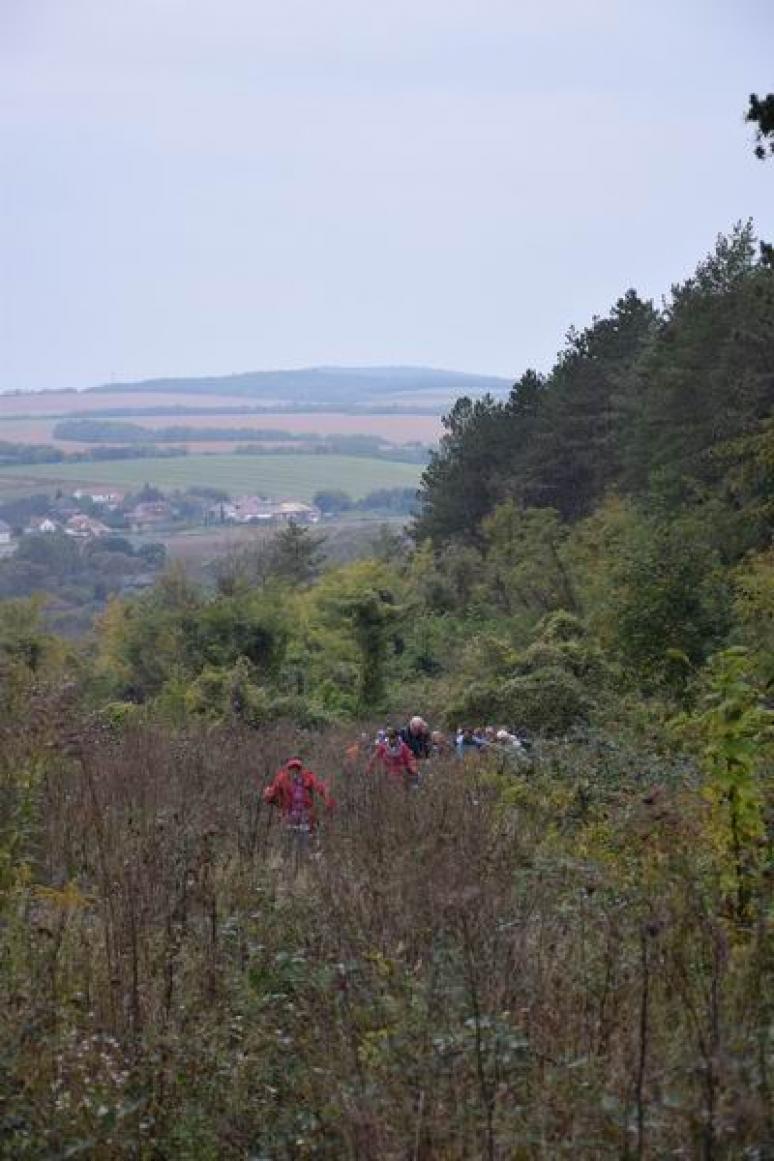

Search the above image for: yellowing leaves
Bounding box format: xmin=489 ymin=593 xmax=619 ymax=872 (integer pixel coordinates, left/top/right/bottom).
xmin=34 ymin=880 xmax=91 ymax=910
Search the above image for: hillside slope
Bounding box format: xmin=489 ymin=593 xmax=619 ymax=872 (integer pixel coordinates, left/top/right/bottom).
xmin=89 ymin=365 xmax=511 ymax=406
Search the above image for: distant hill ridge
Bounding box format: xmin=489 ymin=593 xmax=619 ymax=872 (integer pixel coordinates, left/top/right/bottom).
xmin=88 ymin=365 xmax=511 ymax=404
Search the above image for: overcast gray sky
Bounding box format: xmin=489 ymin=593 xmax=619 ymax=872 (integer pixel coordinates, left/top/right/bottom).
xmin=1 ymin=0 xmax=771 ymax=390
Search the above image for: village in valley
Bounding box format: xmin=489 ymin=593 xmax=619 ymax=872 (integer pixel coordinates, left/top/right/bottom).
xmin=0 ymin=472 xmax=413 ymax=630
xmin=0 ymin=485 xmax=327 ymax=631
xmin=0 ymin=487 xmax=322 ymax=558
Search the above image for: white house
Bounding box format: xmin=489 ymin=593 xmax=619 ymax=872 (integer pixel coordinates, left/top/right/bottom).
xmin=73 ymin=489 xmax=125 ymax=507
xmin=229 ymin=496 xmax=321 ymax=525
xmin=24 ymin=517 xmax=60 ymax=535
xmin=0 ymin=519 xmax=11 ymax=545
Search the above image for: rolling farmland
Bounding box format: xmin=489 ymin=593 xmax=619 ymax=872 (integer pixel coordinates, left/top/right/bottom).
xmin=0 ymin=385 xmax=433 ymax=502
xmin=0 ymin=453 xmax=423 ymax=502
xmin=0 ymin=410 xmax=443 ymax=449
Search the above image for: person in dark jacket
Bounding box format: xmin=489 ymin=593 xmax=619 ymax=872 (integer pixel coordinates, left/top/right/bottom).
xmin=400 ymin=716 xmax=431 ymax=760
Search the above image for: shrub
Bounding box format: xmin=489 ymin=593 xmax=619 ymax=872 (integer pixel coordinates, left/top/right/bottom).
xmin=498 ymin=666 xmax=589 ymax=733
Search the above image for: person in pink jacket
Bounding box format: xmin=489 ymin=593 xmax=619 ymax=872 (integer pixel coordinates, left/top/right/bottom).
xmin=367 ymin=726 xmax=418 ymax=786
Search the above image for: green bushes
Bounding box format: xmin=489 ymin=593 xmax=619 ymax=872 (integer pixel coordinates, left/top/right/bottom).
xmin=449 ymin=665 xmax=588 ymax=734
xmin=674 ymin=647 xmax=774 ymax=921
xmin=446 ymin=609 xmax=608 ymax=734
xmin=500 ymin=666 xmax=590 ymax=733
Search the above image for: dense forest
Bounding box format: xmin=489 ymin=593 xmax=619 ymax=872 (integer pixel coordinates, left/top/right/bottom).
xmin=1 ymin=225 xmax=773 ymax=1157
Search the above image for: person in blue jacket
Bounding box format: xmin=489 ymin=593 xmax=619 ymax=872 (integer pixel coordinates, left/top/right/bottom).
xmin=456 ymin=726 xmax=484 ymax=758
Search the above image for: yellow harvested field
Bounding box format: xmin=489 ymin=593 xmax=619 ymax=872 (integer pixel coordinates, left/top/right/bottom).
xmin=108 ymin=411 xmax=443 ymax=440
xmin=0 ymin=391 xmax=268 ymax=416
xmin=0 ymin=395 xmax=443 ymax=446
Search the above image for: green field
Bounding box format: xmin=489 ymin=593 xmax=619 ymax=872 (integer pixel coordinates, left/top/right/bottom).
xmin=0 ymin=453 xmax=423 ymax=502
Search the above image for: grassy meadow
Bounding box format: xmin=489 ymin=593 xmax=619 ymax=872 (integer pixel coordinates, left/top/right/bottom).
xmin=0 ymin=454 xmax=423 ymax=502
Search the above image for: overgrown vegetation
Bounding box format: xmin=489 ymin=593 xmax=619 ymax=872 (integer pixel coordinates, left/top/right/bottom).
xmin=1 ymin=709 xmax=771 ymax=1156
xmin=0 ymin=533 xmax=167 ymax=635
xmin=1 ymin=225 xmax=773 ymax=1157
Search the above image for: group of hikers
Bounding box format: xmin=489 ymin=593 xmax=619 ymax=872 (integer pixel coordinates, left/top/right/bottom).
xmin=262 ymin=716 xmax=528 ymax=836
xmin=362 ymin=717 xmax=526 ymax=779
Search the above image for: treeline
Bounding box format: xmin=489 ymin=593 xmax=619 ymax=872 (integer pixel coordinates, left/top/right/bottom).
xmin=0 ymin=440 xmax=70 ymax=466
xmin=54 ymin=419 xmax=314 ymax=443
xmin=378 ymin=223 xmax=774 ymax=717
xmin=234 ymin=437 xmax=429 ymax=463
xmin=0 ymin=438 xmax=427 ymax=468
xmin=54 ymin=420 xmax=427 ymax=462
xmin=6 ymin=424 xmax=429 ymax=465
xmin=3 ymin=227 xmax=768 ymax=726
xmin=313 ymin=486 xmax=418 ymax=515
xmin=3 ymin=225 xmax=769 ymax=723
xmin=0 ymin=440 xmax=189 ymax=467
xmin=416 ymin=221 xmax=774 ymax=550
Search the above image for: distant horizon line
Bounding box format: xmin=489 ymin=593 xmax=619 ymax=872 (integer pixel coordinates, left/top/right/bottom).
xmin=2 ymin=362 xmax=514 ymax=396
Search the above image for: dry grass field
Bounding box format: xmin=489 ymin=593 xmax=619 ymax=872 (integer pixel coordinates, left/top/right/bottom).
xmin=0 ymin=391 xmax=276 ymax=416
xmin=0 ymin=391 xmax=444 ymax=449
xmin=4 ymin=715 xmax=770 ymax=1157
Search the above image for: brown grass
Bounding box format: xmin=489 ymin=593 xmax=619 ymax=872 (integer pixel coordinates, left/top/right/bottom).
xmin=0 ymin=398 xmax=443 ymax=447
xmin=0 ymin=392 xmax=277 ymax=416
xmin=1 ymin=717 xmax=771 ymax=1158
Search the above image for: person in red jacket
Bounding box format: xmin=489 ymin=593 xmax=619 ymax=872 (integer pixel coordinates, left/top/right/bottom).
xmin=367 ymin=726 xmax=418 ymax=786
xmin=263 ymin=757 xmax=334 ymax=833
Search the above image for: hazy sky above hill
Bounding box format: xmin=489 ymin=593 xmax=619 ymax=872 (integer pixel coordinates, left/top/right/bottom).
xmin=1 ymin=0 xmax=772 ymax=391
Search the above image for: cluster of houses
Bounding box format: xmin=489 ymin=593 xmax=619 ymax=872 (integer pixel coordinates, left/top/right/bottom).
xmin=0 ymin=489 xmax=322 ymax=558
xmin=0 ymin=511 xmax=122 ymax=548
xmin=211 ymin=496 xmax=321 ymax=525
xmin=28 ymin=513 xmax=112 ymax=538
